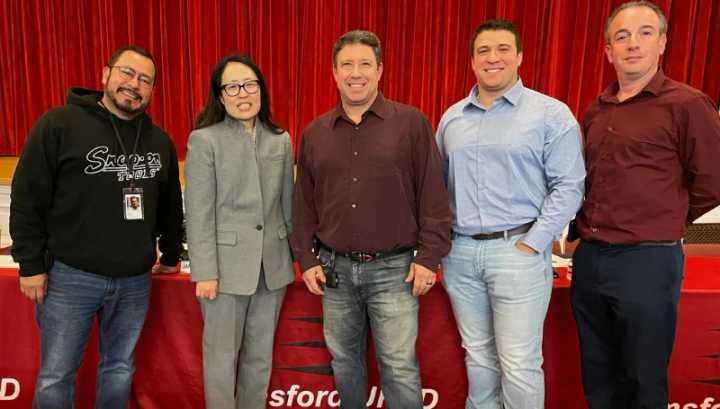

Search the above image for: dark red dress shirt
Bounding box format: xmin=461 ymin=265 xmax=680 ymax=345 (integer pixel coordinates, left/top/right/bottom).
xmin=577 ymin=70 xmax=720 ymax=243
xmin=291 ymin=94 xmax=452 ymax=272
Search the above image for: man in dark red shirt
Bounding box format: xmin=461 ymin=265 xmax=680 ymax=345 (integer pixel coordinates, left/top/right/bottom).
xmin=291 ymin=30 xmax=452 ymax=409
xmin=571 ymin=2 xmax=720 ymax=408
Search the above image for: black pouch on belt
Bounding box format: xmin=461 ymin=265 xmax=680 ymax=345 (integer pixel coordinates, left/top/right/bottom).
xmin=321 ymin=249 xmax=339 ymax=289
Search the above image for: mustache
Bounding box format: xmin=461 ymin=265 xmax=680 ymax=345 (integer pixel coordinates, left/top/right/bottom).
xmin=117 ymin=87 xmax=141 ymax=100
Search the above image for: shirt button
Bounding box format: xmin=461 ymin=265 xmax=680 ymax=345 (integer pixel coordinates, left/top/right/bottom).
xmin=591 ymin=227 xmax=598 ymax=232
xmin=353 ymin=151 xmax=358 ymax=156
xmin=351 ymin=204 xmax=357 ymax=209
xmin=352 ymin=177 xmax=358 ymax=182
xmin=354 ymin=126 xmax=359 ymax=130
xmin=607 ymin=126 xmax=614 ymax=132
xmin=256 ymin=225 xmax=263 ymax=231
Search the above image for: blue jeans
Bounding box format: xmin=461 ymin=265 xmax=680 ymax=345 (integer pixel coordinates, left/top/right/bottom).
xmin=321 ymin=248 xmax=423 ymax=409
xmin=442 ymin=234 xmax=552 ymax=409
xmin=33 ymin=261 xmax=151 ymax=409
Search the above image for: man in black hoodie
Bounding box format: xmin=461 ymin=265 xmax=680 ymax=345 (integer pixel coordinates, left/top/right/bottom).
xmin=10 ymin=45 xmax=183 ymax=409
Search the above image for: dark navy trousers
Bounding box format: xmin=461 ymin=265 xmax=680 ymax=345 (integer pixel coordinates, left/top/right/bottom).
xmin=571 ymin=240 xmax=684 ymax=409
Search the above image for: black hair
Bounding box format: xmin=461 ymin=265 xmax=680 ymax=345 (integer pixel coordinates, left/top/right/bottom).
xmin=194 ymin=54 xmax=283 ymax=133
xmin=469 ymin=19 xmax=523 ymax=55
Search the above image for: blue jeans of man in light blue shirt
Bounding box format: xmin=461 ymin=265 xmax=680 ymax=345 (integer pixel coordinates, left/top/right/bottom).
xmin=33 ymin=261 xmax=151 ymax=409
xmin=320 ymin=247 xmax=423 ymax=409
xmin=443 ymin=233 xmax=553 ymax=409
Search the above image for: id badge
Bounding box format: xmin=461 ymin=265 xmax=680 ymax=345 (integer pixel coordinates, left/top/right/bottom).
xmin=123 ymin=187 xmax=144 ymax=221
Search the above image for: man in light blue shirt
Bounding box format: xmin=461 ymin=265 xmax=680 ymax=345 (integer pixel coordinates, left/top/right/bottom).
xmin=436 ymin=19 xmax=585 ymax=409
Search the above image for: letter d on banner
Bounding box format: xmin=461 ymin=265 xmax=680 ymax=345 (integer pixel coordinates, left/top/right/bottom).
xmin=422 ymin=388 xmax=439 ymax=409
xmin=0 ymin=378 xmax=20 ymax=400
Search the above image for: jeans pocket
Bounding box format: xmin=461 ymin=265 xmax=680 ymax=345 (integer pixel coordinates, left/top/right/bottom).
xmin=512 ymin=245 xmax=540 ymax=257
xmin=511 ymin=236 xmax=540 ymax=258
xmin=380 ymin=252 xmax=413 ymax=269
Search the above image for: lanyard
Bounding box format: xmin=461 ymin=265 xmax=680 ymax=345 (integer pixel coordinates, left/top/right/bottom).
xmin=99 ymin=100 xmax=143 ymax=187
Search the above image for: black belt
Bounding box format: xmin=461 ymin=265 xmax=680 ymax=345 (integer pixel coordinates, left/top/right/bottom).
xmin=319 ymin=242 xmax=413 ymax=263
xmin=584 ymin=239 xmax=679 ymax=248
xmin=470 ymin=222 xmax=533 ymax=241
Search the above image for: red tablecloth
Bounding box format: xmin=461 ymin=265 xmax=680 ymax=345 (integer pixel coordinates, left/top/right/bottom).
xmin=1 ymin=257 xmax=720 ymax=408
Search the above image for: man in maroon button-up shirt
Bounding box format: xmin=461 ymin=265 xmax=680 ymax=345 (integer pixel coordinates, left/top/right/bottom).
xmin=291 ymin=30 xmax=452 ymax=409
xmin=571 ymin=2 xmax=720 ymax=409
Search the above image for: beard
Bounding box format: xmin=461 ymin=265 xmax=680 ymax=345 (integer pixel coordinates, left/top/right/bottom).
xmin=104 ymin=84 xmax=148 ymax=117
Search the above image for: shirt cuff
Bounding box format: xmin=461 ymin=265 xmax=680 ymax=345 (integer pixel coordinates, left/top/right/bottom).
xmin=412 ymin=254 xmax=440 ymax=273
xmin=189 ymin=271 xmax=219 ymax=282
xmin=298 ymin=252 xmax=320 ymax=273
xmin=521 ymin=228 xmax=554 ymax=253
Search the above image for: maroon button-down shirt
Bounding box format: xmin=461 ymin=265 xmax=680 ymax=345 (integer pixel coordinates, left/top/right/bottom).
xmin=291 ymin=94 xmax=452 ymax=272
xmin=577 ymin=70 xmax=720 ymax=243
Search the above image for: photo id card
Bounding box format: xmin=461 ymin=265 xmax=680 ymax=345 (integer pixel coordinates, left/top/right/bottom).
xmin=123 ymin=187 xmax=144 ymax=221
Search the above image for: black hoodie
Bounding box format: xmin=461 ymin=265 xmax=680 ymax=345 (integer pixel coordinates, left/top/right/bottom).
xmin=10 ymin=88 xmax=183 ymax=277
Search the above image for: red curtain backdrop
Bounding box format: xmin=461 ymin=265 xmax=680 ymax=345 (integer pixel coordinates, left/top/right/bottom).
xmin=1 ymin=0 xmax=719 ymax=159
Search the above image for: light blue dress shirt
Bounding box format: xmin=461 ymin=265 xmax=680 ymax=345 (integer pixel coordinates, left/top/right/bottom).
xmin=436 ymin=79 xmax=585 ymax=252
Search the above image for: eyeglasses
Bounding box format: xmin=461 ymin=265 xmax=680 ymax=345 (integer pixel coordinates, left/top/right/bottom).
xmin=110 ymin=66 xmax=154 ymax=88
xmin=221 ymin=80 xmax=260 ymax=97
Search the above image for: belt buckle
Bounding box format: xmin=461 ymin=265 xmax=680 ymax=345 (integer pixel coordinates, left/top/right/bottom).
xmin=352 ymin=252 xmax=374 ymax=262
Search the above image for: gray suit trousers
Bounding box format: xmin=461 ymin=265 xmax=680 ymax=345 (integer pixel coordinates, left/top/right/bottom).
xmin=200 ymin=269 xmax=286 ymax=409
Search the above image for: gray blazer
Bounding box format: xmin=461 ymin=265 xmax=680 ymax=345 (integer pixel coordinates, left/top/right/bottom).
xmin=184 ymin=117 xmax=294 ymax=295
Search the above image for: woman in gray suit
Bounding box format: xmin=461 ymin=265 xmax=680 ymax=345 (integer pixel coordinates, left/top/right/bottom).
xmin=184 ymin=54 xmax=294 ymax=409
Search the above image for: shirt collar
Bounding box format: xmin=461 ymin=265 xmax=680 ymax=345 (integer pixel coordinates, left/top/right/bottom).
xmin=329 ymin=92 xmax=389 ymax=127
xmin=600 ymin=69 xmax=666 ymax=103
xmin=465 ymin=78 xmax=525 ymax=110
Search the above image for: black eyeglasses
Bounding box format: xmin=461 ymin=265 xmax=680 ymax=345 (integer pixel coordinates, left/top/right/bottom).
xmin=110 ymin=66 xmax=154 ymax=88
xmin=221 ymin=80 xmax=260 ymax=97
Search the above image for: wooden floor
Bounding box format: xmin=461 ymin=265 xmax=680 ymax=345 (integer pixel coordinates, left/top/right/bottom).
xmin=0 ymin=157 xmax=17 ymax=186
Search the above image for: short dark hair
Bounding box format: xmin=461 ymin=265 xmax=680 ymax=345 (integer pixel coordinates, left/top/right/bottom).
xmin=107 ymin=45 xmax=156 ymax=73
xmin=469 ymin=19 xmax=523 ymax=55
xmin=193 ymin=53 xmax=283 ymax=133
xmin=605 ymin=1 xmax=667 ymax=43
xmin=332 ymin=30 xmax=383 ymax=66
